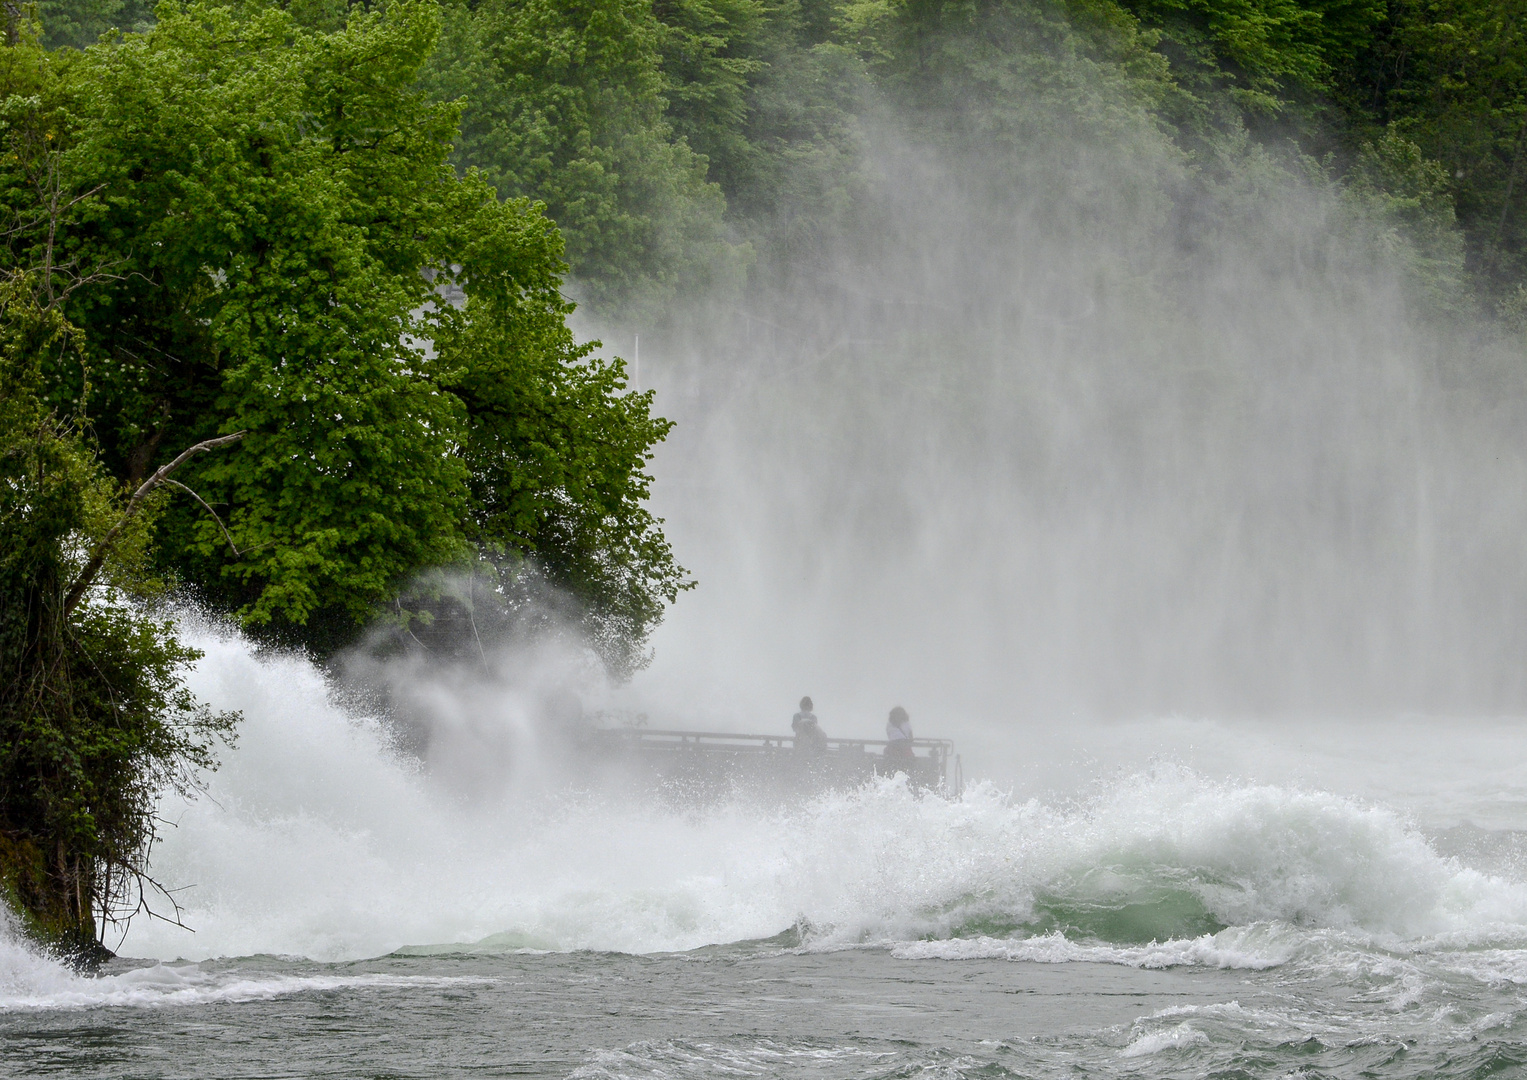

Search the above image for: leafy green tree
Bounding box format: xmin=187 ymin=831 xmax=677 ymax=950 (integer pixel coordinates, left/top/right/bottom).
xmin=35 ymin=0 xmax=155 ymax=50
xmin=0 ymin=0 xmax=686 ymax=665
xmin=0 ymin=269 xmax=235 ymax=958
xmin=423 ymin=0 xmax=748 ymax=314
xmin=1 ymin=0 xmax=691 ymax=953
xmin=1110 ymin=0 xmax=1386 ymax=134
xmin=653 ymin=0 xmax=764 ymax=181
xmin=838 ymin=0 xmax=1175 ymax=150
xmin=654 ymin=0 xmax=868 ymax=275
xmin=33 ymin=0 xmax=479 ymax=650
xmin=425 ymin=185 xmax=689 ymax=676
xmin=1343 ymin=127 xmax=1468 ymax=305
xmin=1338 ymin=0 xmax=1527 ymax=290
xmin=12 ymin=0 xmax=694 ymax=712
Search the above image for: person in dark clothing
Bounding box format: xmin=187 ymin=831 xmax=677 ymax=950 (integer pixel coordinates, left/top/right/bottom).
xmin=792 ymin=696 xmax=828 ymax=754
xmin=884 ymin=705 xmax=915 ymax=765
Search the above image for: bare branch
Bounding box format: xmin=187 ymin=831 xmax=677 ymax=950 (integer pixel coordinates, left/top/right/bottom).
xmin=0 ymin=184 xmax=108 ymax=240
xmin=163 ymin=478 xmax=243 ymax=556
xmin=99 ymin=865 xmax=196 ymax=949
xmin=62 ymin=431 xmax=247 ymax=617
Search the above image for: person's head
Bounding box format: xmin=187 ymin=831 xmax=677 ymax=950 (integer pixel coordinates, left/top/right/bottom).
xmin=889 ymin=706 xmax=909 ymax=725
xmin=800 ymin=696 xmax=813 ymax=712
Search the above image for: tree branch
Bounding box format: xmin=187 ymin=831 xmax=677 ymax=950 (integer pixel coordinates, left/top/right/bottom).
xmin=162 ymin=478 xmax=243 ymax=556
xmin=62 ymin=431 xmax=247 ymax=617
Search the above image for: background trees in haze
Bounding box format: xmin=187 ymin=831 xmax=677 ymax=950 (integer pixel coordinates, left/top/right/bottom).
xmin=50 ymin=0 xmax=1520 ymax=313
xmin=429 ymin=0 xmax=1527 ymax=316
xmin=31 ymin=0 xmax=1527 ymax=313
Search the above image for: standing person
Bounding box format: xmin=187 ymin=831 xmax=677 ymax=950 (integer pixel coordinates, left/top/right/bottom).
xmin=792 ymin=696 xmax=828 ymax=754
xmin=884 ymin=706 xmax=915 ymax=765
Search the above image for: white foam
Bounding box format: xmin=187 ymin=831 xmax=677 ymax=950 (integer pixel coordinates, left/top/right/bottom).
xmin=568 ymin=1041 xmax=889 ymax=1079
xmin=892 ymin=928 xmax=1290 ymax=969
xmin=0 ymin=923 xmax=476 ymax=1010
xmin=48 ymin=631 xmax=1527 ymax=966
xmin=1120 ymin=1021 xmax=1210 ymax=1057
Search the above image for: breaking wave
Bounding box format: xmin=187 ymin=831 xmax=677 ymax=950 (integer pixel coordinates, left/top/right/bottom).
xmin=5 ymin=630 xmax=1527 ymax=1006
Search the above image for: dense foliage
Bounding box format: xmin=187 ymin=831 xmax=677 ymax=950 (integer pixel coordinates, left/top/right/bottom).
xmin=49 ymin=0 xmax=1524 ymax=310
xmin=8 ymin=0 xmax=686 ymax=664
xmin=442 ymin=0 xmax=1525 ymax=312
xmin=1339 ymin=0 xmax=1527 ymax=296
xmin=0 ymin=275 xmax=234 ymax=957
xmin=420 ymin=0 xmax=748 ymax=314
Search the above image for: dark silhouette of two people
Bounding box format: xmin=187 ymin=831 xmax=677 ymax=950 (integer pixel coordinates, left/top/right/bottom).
xmin=791 ymin=697 xmax=915 ymax=766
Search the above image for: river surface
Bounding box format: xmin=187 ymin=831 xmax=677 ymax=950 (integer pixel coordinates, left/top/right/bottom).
xmin=5 ymin=899 xmax=1527 ymax=1078
xmin=5 ymin=633 xmax=1527 ymax=1078
xmin=10 ymin=943 xmax=1511 ymax=1079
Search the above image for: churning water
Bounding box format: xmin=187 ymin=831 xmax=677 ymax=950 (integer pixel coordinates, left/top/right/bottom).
xmin=6 ymin=629 xmax=1527 ymax=1077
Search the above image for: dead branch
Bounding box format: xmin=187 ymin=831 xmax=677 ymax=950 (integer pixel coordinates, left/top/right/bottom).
xmin=162 ymin=478 xmax=243 ymax=556
xmin=62 ymin=431 xmax=247 ymax=617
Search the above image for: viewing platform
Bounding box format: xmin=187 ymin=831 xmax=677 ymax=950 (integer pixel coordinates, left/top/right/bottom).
xmin=579 ymin=726 xmax=962 ymax=797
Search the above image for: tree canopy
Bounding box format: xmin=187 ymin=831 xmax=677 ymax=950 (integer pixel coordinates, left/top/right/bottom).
xmin=414 ymin=0 xmax=1527 ymax=311
xmin=7 ymin=0 xmax=686 ymax=665
xmin=28 ymin=0 xmax=1527 ymax=308
xmin=420 ymin=0 xmax=750 ymax=314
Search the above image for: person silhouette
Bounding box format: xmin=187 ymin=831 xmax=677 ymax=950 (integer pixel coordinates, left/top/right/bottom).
xmin=884 ymin=706 xmax=914 ymax=765
xmin=791 ymin=696 xmax=828 ymax=754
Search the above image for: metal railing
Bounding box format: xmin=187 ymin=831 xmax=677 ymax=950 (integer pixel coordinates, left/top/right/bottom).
xmin=588 ymin=727 xmax=954 ymax=760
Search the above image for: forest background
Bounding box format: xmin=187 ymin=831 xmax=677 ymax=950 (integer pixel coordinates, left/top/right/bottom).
xmin=2 ymin=0 xmax=1525 ymax=955
xmin=46 ymin=0 xmax=1527 ymax=320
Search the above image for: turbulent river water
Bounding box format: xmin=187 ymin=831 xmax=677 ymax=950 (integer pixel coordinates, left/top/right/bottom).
xmin=5 ymin=631 xmax=1527 ymax=1078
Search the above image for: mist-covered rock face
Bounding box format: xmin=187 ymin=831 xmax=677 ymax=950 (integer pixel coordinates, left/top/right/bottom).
xmin=611 ymin=105 xmax=1527 ymax=725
